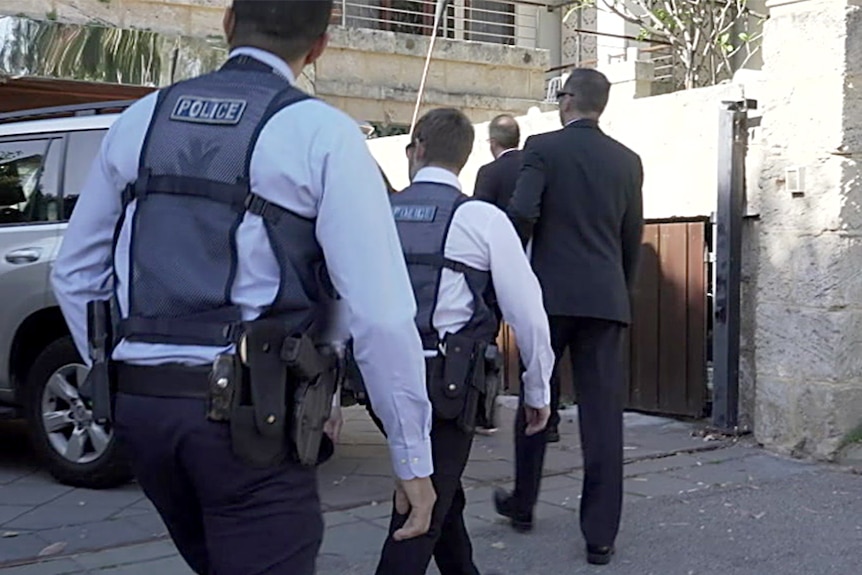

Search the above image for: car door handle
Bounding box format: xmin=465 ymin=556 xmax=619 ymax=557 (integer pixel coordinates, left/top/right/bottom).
xmin=5 ymin=248 xmax=42 ymax=264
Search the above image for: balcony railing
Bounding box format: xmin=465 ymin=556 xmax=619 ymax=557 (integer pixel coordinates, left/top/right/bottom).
xmin=331 ymin=0 xmax=539 ymax=49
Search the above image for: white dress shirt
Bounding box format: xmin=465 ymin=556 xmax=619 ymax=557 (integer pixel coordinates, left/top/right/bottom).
xmin=50 ymin=47 xmax=433 ymax=480
xmin=413 ymin=167 xmax=553 ymax=409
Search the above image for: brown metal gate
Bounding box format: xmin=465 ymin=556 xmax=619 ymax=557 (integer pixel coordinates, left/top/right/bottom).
xmin=499 ymin=217 xmax=709 ymax=418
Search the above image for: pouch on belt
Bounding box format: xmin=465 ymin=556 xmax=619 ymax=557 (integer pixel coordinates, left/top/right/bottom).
xmin=207 ymin=354 xmax=238 ymax=423
xmin=429 ymin=333 xmax=487 ymax=434
xmin=230 ymin=319 xmax=291 ymax=468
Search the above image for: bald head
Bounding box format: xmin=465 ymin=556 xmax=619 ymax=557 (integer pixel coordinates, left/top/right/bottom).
xmin=488 ymin=114 xmax=520 ymax=158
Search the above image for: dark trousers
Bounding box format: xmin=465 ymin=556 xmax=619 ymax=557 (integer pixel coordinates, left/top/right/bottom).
xmin=368 ymin=408 xmax=479 ymax=575
xmin=513 ymin=316 xmax=625 ymax=547
xmin=548 ymin=365 xmax=563 ymax=431
xmin=475 ymin=398 xmax=496 ymax=429
xmin=114 ymin=393 xmax=323 ymax=575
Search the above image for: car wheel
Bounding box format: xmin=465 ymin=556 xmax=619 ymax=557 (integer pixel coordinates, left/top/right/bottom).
xmin=25 ymin=336 xmax=132 ymax=489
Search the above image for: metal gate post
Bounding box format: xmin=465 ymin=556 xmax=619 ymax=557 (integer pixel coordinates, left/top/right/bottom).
xmin=712 ymin=99 xmax=756 ymax=432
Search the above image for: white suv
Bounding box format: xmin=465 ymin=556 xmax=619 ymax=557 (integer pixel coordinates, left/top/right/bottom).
xmin=0 ymin=101 xmax=132 ymax=489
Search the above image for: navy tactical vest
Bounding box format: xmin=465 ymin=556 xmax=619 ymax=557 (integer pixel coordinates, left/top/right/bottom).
xmin=391 ymin=181 xmax=498 ymax=351
xmin=115 ymin=56 xmax=331 ymax=347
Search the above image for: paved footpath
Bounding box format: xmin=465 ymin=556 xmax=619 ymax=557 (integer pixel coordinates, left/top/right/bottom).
xmin=1 ymin=400 xmax=861 ymax=575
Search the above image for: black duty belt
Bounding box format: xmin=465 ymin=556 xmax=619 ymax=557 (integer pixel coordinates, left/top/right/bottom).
xmin=116 ymin=363 xmax=211 ymax=399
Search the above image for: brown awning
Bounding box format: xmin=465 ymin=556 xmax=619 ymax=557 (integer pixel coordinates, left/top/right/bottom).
xmin=0 ymin=77 xmax=155 ymax=113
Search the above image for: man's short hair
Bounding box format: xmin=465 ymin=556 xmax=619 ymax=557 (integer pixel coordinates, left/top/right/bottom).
xmin=231 ymin=0 xmax=333 ymax=61
xmin=488 ymin=114 xmax=520 ymax=150
xmin=563 ymin=68 xmax=611 ymax=116
xmin=412 ymin=108 xmax=475 ymax=171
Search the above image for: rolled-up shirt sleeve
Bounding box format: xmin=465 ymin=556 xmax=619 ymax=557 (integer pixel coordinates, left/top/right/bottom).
xmin=485 ymin=211 xmax=553 ymax=409
xmin=314 ymin=124 xmax=433 ymax=480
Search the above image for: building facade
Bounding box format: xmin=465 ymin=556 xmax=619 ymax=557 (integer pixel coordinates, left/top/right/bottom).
xmin=0 ymin=0 xmax=564 ymax=131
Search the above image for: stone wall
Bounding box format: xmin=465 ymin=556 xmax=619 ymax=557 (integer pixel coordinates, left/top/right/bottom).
xmin=753 ymin=0 xmax=862 ymax=459
xmin=0 ymin=0 xmax=549 ymax=124
xmin=318 ymin=26 xmax=550 ymax=126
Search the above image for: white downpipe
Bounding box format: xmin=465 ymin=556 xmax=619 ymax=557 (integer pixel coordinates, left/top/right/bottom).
xmin=410 ymin=0 xmax=449 ymax=137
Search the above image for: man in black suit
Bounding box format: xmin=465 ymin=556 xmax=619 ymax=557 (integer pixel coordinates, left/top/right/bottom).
xmin=494 ymin=68 xmax=644 ymax=567
xmin=473 ymin=114 xmax=523 ymax=210
xmin=472 ymin=114 xmax=523 ymax=434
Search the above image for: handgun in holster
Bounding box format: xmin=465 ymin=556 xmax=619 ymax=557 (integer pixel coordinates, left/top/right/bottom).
xmin=283 ymin=334 xmax=338 ymax=467
xmin=83 ymin=300 xmax=115 ymax=425
xmin=340 ymin=340 xmax=368 ymax=406
xmin=482 ymin=344 xmax=503 ymax=426
xmin=432 ymin=333 xmax=486 ymax=434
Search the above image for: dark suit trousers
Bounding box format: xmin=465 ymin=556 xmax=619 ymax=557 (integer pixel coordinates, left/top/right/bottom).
xmin=367 ymin=408 xmax=479 ymax=575
xmin=513 ymin=316 xmax=625 ymax=547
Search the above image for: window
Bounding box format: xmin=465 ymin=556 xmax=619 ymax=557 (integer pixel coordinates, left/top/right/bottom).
xmin=373 ymin=1 xmax=435 ymax=35
xmin=465 ymin=0 xmax=515 ymax=46
xmin=62 ymin=130 xmax=107 ymax=221
xmin=0 ymin=138 xmax=62 ymax=225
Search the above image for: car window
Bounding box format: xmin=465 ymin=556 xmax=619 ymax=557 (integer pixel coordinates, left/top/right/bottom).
xmin=0 ymin=138 xmax=62 ymax=225
xmin=62 ymin=130 xmax=108 ymax=221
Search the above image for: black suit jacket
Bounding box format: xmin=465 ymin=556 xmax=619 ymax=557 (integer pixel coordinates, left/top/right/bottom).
xmin=508 ymin=120 xmax=644 ymax=324
xmin=473 ymin=149 xmax=523 ymax=210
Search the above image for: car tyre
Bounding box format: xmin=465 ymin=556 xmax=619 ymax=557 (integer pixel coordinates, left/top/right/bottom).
xmin=25 ymin=336 xmax=132 ymax=489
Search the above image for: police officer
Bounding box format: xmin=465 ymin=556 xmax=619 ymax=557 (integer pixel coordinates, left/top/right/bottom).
xmin=50 ymin=2 xmax=436 ymax=574
xmin=368 ymin=108 xmax=555 ymax=575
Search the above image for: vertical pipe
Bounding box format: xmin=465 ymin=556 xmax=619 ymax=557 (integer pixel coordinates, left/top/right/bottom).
xmin=712 ymin=99 xmax=754 ymax=431
xmin=410 ymin=0 xmax=449 ymax=136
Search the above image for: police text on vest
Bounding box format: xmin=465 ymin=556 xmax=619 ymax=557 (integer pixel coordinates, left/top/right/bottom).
xmin=393 ymin=205 xmax=438 ymax=223
xmin=170 ymin=96 xmax=247 ymax=125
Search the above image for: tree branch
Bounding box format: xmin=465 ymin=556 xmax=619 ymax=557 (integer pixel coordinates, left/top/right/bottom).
xmin=597 ymin=0 xmax=645 ymax=27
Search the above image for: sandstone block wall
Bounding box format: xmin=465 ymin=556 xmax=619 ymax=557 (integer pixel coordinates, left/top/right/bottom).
xmin=754 ymin=0 xmax=862 ymax=458
xmin=0 ymin=0 xmax=549 ymax=124
xmin=319 ymin=26 xmax=549 ymax=126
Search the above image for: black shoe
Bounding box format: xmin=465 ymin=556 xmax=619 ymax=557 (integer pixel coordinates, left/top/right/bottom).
xmin=586 ymin=545 xmax=614 ymax=565
xmin=545 ymin=426 xmax=560 ymax=443
xmin=493 ymin=488 xmax=533 ymax=532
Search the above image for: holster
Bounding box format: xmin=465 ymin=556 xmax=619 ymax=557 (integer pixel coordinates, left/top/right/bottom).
xmin=481 ymin=345 xmax=503 ymax=425
xmin=229 ymin=318 xmax=338 ymax=468
xmin=341 ymin=340 xmax=368 ymax=406
xmin=83 ymin=299 xmax=116 ymax=425
xmin=285 ymin=336 xmax=338 ymax=467
xmin=427 ymin=333 xmax=487 ymax=434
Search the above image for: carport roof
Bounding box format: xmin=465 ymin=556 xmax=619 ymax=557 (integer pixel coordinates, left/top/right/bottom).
xmin=0 ymin=77 xmax=154 ymax=114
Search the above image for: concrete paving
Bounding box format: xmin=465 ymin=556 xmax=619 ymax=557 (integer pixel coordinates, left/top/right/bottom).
xmin=1 ymin=401 xmax=858 ymax=574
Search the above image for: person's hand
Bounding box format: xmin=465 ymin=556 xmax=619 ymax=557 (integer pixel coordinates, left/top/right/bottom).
xmin=524 ymin=404 xmax=551 ymax=436
xmin=392 ymin=476 xmax=437 ymax=541
xmin=324 ymin=406 xmax=343 ymax=443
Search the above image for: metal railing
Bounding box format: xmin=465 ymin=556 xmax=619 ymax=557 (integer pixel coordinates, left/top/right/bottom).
xmin=332 ymin=0 xmax=539 ymax=49
xmin=642 ymin=44 xmax=677 ymax=86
